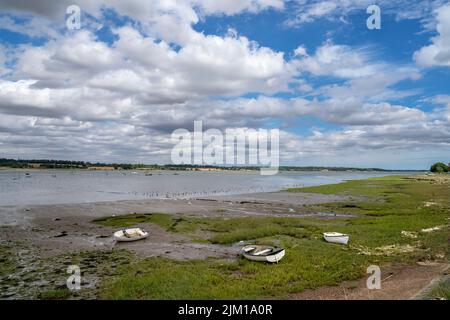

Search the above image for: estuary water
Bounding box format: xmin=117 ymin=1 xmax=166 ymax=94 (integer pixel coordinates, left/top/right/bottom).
xmin=0 ymin=170 xmax=414 ymax=206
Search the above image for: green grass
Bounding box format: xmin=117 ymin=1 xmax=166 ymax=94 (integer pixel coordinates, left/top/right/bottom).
xmin=0 ymin=243 xmax=16 ymax=278
xmin=206 ymin=218 xmax=318 ymax=244
xmin=94 ymin=213 xmax=321 ymax=244
xmin=38 ymin=289 xmax=72 ymax=300
xmin=427 ymin=277 xmax=450 ymax=300
xmin=101 ymin=240 xmax=372 ymax=299
xmin=285 ymin=175 xmax=412 ymax=196
xmin=95 ymin=214 xmax=323 ymax=245
xmin=98 ymin=175 xmax=450 ymax=299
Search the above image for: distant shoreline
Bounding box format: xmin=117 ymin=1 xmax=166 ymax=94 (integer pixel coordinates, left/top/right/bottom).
xmin=0 ymin=157 xmax=425 ymax=172
xmin=0 ymin=166 xmax=425 ymax=173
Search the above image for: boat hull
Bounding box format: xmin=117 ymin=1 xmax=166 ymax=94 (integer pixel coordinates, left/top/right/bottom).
xmin=241 ymin=245 xmax=285 ymax=263
xmin=323 ymin=233 xmax=349 ymax=245
xmin=114 ymin=228 xmax=149 ymax=242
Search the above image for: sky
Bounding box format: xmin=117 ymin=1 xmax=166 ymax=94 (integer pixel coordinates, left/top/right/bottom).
xmin=0 ymin=0 xmax=449 ymax=170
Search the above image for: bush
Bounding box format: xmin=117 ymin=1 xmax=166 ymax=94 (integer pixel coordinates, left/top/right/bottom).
xmin=430 ymin=162 xmax=449 ymax=173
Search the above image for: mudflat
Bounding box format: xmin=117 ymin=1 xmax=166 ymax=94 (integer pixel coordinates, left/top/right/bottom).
xmin=0 ymin=191 xmax=352 ymax=259
xmin=1 ymin=175 xmax=449 ymax=300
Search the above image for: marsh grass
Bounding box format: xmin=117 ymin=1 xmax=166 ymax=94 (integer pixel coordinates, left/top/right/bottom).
xmin=427 ymin=277 xmax=450 ymax=300
xmin=101 ymin=240 xmax=372 ymax=299
xmin=98 ymin=176 xmax=450 ymax=299
xmin=94 ymin=213 xmax=319 ymax=244
xmin=189 ymin=217 xmax=320 ymax=244
xmin=38 ymin=289 xmax=71 ymax=300
xmin=0 ymin=243 xmax=16 ymax=278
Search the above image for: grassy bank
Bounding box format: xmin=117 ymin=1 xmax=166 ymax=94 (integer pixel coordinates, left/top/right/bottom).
xmin=427 ymin=277 xmax=450 ymax=300
xmin=96 ymin=175 xmax=449 ymax=299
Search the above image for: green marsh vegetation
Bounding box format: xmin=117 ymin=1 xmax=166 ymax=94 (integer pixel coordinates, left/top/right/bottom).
xmin=426 ymin=277 xmax=450 ymax=300
xmin=95 ymin=176 xmax=449 ymax=299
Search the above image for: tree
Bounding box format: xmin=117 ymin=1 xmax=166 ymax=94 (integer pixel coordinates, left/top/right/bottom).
xmin=430 ymin=162 xmax=449 ymax=173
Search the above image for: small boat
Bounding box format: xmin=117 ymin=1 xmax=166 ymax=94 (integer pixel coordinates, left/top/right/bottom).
xmin=241 ymin=245 xmax=285 ymax=263
xmin=323 ymin=232 xmax=349 ymax=245
xmin=145 ymin=173 xmax=153 ymax=176
xmin=114 ymin=228 xmax=149 ymax=242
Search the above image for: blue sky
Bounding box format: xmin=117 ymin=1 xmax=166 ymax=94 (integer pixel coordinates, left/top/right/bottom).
xmin=0 ymin=1 xmax=449 ymax=169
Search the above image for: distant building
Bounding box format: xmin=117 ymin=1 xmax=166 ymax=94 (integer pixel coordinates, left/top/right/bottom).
xmin=27 ymin=163 xmax=41 ymax=168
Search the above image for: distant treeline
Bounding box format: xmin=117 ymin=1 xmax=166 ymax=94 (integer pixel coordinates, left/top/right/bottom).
xmin=0 ymin=158 xmax=134 ymax=170
xmin=430 ymin=162 xmax=449 ymax=173
xmin=0 ymin=158 xmax=389 ymax=172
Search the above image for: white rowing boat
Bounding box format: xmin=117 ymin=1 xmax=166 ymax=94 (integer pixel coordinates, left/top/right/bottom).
xmin=114 ymin=228 xmax=149 ymax=242
xmin=323 ymin=232 xmax=349 ymax=245
xmin=241 ymin=245 xmax=285 ymax=263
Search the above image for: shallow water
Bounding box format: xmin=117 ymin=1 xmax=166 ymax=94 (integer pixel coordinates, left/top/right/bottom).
xmin=0 ymin=170 xmax=415 ymax=206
